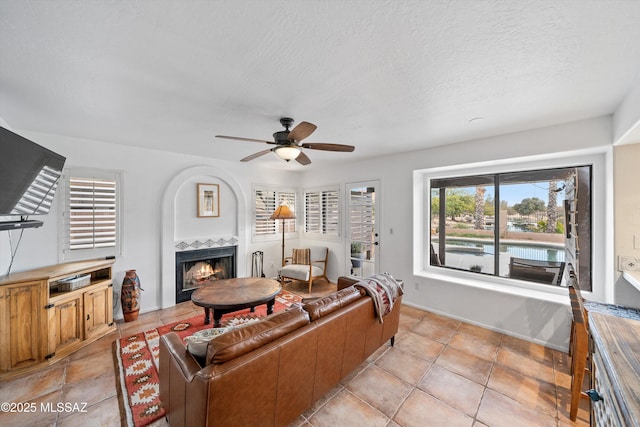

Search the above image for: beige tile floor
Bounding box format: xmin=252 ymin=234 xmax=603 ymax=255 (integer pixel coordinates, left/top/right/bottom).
xmin=0 ymin=300 xmax=590 ymax=427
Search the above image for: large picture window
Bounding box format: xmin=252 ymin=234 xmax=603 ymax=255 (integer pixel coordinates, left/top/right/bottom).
xmin=429 ymin=165 xmax=591 ymax=290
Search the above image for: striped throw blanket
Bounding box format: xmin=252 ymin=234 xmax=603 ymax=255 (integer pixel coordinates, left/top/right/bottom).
xmin=355 ymin=273 xmax=403 ymax=323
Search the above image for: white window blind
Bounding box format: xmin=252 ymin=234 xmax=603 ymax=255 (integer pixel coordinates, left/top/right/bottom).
xmin=254 ymin=187 xmax=296 ymax=237
xmin=60 ymin=170 xmax=121 ymax=261
xmin=69 ymin=177 xmax=117 ymax=249
xmin=279 ymin=192 xmax=296 ymax=233
xmin=10 ymin=165 xmax=62 ymax=215
xmin=349 ymin=187 xmax=375 ymax=243
xmin=255 ymin=188 xmax=277 ymax=236
xmin=305 ymin=188 xmax=340 ymax=236
xmin=305 ymin=192 xmax=321 ymax=233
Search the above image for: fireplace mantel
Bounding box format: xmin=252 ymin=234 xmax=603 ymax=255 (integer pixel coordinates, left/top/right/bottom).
xmin=174 ymin=236 xmax=239 ymax=252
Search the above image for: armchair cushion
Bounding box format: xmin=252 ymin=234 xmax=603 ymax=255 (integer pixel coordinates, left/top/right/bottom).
xmin=280 ymin=264 xmax=324 ymax=281
xmin=292 ymin=248 xmax=311 ymax=265
xmin=308 ymin=246 xmax=327 ymax=262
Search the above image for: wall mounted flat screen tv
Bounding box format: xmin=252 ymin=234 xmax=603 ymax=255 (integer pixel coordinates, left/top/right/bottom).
xmin=0 ymin=126 xmax=66 ymax=220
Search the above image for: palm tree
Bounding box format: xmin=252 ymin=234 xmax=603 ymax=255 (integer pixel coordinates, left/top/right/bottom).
xmin=546 ymin=180 xmax=558 ymax=233
xmin=474 ymin=186 xmax=486 ymax=230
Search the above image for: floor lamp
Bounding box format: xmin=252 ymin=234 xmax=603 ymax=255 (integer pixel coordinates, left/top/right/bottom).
xmin=270 ymin=205 xmax=296 ymax=267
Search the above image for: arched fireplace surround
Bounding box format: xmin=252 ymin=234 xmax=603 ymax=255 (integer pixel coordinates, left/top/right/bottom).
xmin=160 ymin=165 xmax=248 ymax=308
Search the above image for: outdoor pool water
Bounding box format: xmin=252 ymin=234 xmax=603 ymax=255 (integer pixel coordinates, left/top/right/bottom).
xmin=440 ymin=238 xmax=565 ymax=262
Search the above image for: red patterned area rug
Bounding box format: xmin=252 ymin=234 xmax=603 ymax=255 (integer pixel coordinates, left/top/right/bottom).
xmin=114 ymin=290 xmax=301 ymax=427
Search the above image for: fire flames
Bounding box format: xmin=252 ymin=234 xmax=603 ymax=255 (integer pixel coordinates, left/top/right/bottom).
xmin=185 ymin=261 xmax=224 ymax=286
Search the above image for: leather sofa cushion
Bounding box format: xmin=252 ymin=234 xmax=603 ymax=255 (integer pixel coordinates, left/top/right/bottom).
xmin=206 ymin=305 xmax=310 ymax=364
xmin=303 ymin=286 xmax=364 ymax=321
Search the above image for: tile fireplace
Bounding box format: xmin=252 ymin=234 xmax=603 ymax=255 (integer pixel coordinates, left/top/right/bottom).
xmin=175 ymin=246 xmax=236 ymax=303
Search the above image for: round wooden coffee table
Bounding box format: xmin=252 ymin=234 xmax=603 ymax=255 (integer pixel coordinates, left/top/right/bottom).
xmin=191 ymin=277 xmax=282 ymax=327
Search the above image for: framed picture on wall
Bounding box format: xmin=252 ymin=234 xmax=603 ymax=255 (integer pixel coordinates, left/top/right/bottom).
xmin=197 ymin=183 xmax=219 ymax=217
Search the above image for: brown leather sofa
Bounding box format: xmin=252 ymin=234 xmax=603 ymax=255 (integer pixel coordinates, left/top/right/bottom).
xmin=159 ymin=276 xmax=401 ymax=427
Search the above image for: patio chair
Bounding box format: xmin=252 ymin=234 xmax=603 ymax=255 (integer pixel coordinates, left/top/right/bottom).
xmin=430 ymin=243 xmax=441 ymax=266
xmin=509 ymin=257 xmax=565 ymax=285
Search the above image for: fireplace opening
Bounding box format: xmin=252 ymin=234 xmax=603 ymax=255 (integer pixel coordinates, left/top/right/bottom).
xmin=175 ymin=246 xmax=236 ymax=303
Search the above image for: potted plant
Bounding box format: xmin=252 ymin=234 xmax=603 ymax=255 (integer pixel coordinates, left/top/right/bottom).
xmin=350 ymin=242 xmax=364 ymax=268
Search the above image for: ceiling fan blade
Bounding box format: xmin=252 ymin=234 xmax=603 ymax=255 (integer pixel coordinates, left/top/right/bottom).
xmin=295 ymin=151 xmax=312 ymax=165
xmin=241 ymin=149 xmax=272 ymax=162
xmin=216 ymin=135 xmax=275 ymax=144
xmin=300 ymin=143 xmax=355 ymax=152
xmin=287 ymin=121 xmax=317 ymax=142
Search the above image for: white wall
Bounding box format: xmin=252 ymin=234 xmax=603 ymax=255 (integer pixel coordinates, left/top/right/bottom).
xmin=614 ymin=72 xmax=640 ymax=145
xmin=614 ymin=143 xmax=640 ymax=308
xmin=300 ymin=116 xmax=614 ymax=351
xmin=175 ymin=176 xmax=237 ymax=239
xmin=0 ymin=129 xmax=297 ymax=317
xmin=0 ymin=115 xmax=616 ymax=351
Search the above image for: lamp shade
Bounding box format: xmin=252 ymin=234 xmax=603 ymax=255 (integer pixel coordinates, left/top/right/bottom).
xmin=273 ymin=145 xmax=301 ymax=161
xmin=270 ymin=204 xmax=296 ymax=220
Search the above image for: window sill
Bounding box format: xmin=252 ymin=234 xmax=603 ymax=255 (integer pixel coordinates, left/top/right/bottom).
xmin=302 ymin=233 xmax=341 ymax=242
xmin=416 ymin=268 xmax=569 ymax=305
xmin=252 ymin=232 xmax=299 ymax=243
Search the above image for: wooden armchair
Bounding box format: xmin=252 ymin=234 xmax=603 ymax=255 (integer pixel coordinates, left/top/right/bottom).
xmin=278 ymin=246 xmax=329 ymax=293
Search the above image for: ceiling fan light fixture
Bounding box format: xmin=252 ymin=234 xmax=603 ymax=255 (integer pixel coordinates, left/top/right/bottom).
xmin=273 ymin=145 xmax=301 ymax=161
xmin=216 ymin=118 xmax=354 ymax=166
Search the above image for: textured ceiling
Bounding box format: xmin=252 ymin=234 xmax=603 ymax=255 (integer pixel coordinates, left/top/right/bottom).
xmin=1 ymin=0 xmax=640 ymax=170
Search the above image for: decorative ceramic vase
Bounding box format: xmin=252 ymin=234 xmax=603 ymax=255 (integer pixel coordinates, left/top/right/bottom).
xmin=121 ymin=270 xmax=143 ymax=322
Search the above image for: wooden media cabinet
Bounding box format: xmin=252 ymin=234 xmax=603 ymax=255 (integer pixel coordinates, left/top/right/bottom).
xmin=0 ymin=258 xmax=116 ymax=380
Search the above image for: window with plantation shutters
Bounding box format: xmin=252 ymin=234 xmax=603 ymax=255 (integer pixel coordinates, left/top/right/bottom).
xmin=60 ymin=170 xmax=121 ymax=260
xmin=278 ymin=191 xmax=296 ymax=233
xmin=255 ymin=188 xmax=277 ymax=236
xmin=304 ymin=187 xmax=340 ymax=237
xmin=69 ymin=177 xmax=116 ymax=249
xmin=253 ymin=186 xmax=296 ymax=239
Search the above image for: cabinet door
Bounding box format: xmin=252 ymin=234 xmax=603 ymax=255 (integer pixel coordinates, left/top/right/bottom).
xmin=48 ymin=295 xmax=83 ymax=357
xmin=84 ymin=283 xmax=114 ymax=340
xmin=0 ymin=282 xmax=43 ymax=371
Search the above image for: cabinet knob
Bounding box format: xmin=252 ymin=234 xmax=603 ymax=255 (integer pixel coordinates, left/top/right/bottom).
xmin=585 ymin=389 xmax=604 ymax=402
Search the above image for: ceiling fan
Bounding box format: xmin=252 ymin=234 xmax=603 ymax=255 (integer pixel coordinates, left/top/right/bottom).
xmin=215 ymin=117 xmax=355 ymax=165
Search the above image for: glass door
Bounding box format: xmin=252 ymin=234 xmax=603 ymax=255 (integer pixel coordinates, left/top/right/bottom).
xmin=346 ymin=181 xmax=379 ymax=278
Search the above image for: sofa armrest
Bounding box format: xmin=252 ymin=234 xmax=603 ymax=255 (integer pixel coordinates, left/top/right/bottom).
xmin=337 ymin=275 xmax=361 ymax=291
xmin=160 ymin=332 xmax=203 ymax=382
xmin=160 ymin=332 xmax=210 ymax=427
